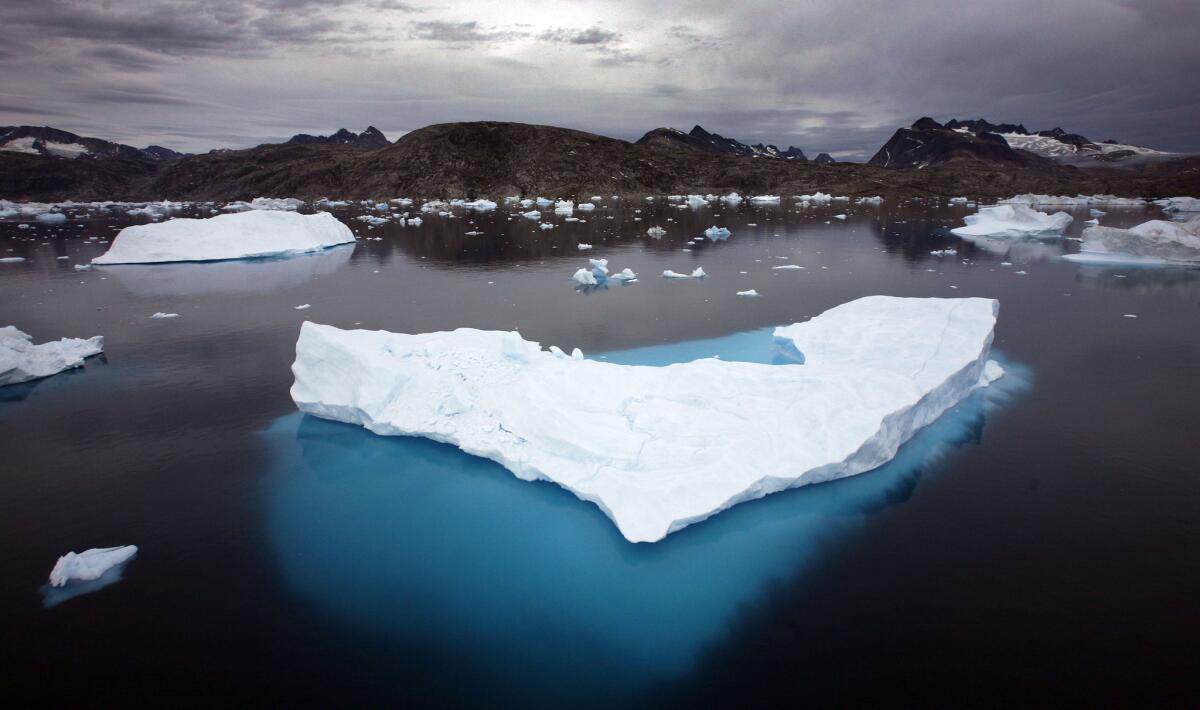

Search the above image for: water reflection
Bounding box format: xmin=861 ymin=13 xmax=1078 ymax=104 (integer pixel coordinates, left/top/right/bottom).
xmin=264 ymin=328 xmax=1028 ymax=700
xmin=98 ymin=244 xmax=355 ymax=296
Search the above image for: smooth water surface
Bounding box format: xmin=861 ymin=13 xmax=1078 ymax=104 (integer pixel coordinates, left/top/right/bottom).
xmin=2 ymin=197 xmax=1198 ymax=706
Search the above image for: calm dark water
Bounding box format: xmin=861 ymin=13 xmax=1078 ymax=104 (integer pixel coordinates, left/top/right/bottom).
xmin=2 ymin=198 xmax=1198 ymax=707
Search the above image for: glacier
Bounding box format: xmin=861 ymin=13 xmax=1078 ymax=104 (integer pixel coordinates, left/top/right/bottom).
xmin=290 ymin=296 xmax=1002 ymax=543
xmin=1063 ymin=215 xmax=1200 ymax=266
xmin=92 ymin=210 xmax=355 ymax=265
xmin=1 ymin=326 xmax=104 ymax=386
xmin=951 ymin=204 xmax=1073 ymax=239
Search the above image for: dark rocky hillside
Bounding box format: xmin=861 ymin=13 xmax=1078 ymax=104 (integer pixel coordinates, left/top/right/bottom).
xmin=2 ymin=120 xmax=1197 ymax=202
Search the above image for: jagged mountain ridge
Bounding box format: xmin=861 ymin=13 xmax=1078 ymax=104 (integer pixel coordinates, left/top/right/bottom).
xmin=285 ymin=126 xmax=391 ymax=149
xmin=637 ymin=125 xmax=807 ymax=160
xmin=0 ymin=125 xmax=189 ymax=162
xmin=870 ymin=116 xmax=1172 ymax=168
xmin=1 ymin=120 xmax=1197 ymax=202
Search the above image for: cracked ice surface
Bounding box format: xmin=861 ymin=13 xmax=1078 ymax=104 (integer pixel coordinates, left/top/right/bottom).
xmin=290 ymin=296 xmax=1001 ymax=542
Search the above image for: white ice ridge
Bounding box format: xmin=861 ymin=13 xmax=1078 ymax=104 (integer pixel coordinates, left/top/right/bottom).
xmin=0 ymin=326 xmax=104 ymax=386
xmin=1063 ymin=215 xmax=1200 ymax=266
xmin=950 ymin=204 xmax=1072 ymax=238
xmin=290 ymin=296 xmax=1003 ymax=543
xmin=92 ymin=210 xmax=355 ymax=264
xmin=49 ymin=546 xmax=138 ymax=587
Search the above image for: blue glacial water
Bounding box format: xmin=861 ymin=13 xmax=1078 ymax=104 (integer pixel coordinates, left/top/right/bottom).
xmin=263 ymin=328 xmax=1029 ymax=704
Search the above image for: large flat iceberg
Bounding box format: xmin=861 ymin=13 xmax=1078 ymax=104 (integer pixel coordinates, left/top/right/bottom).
xmin=951 ymin=204 xmax=1072 ymax=238
xmin=290 ymin=296 xmax=1002 ymax=543
xmin=92 ymin=210 xmax=355 ymax=264
xmin=1 ymin=326 xmax=104 ymax=386
xmin=49 ymin=546 xmax=138 ymax=587
xmin=1063 ymin=215 xmax=1200 ymax=266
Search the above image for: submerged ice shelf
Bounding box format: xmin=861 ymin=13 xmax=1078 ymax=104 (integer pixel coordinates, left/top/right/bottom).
xmin=291 ymin=296 xmax=1003 ymax=542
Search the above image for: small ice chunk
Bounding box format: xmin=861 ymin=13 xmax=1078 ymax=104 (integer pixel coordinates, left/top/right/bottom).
xmin=736 ymin=289 xmax=760 ymax=297
xmin=646 ymin=226 xmax=666 ymax=238
xmin=294 ymin=304 xmax=311 ymax=310
xmin=49 ymin=546 xmax=138 ymax=587
xmin=0 ymin=326 xmax=104 ymax=386
xmin=704 ymin=226 xmax=731 ymax=240
xmin=577 ymin=243 xmax=592 ymax=250
xmin=150 ymin=312 xmax=180 ymax=319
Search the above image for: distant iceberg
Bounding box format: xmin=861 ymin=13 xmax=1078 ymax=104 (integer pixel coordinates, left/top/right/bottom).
xmin=451 ymin=199 xmax=498 ymax=211
xmin=1001 ymin=194 xmax=1146 ymax=208
xmin=1 ymin=326 xmax=104 ymax=386
xmin=1153 ymin=197 xmax=1200 ymax=214
xmin=951 ymin=204 xmax=1072 ymax=239
xmin=92 ymin=210 xmax=355 ymax=264
xmin=521 ymin=210 xmax=541 ymax=220
xmin=646 ymin=226 xmax=666 ymax=238
xmin=662 ymin=268 xmax=706 ymax=279
xmin=290 ymin=296 xmax=1002 ymax=542
xmin=49 ymin=546 xmax=138 ymax=587
xmin=749 ymin=195 xmax=780 ymax=203
xmin=1063 ymin=215 xmax=1200 ymax=266
xmin=703 ymin=226 xmax=731 ymax=240
xmin=221 ymin=197 xmax=303 ymax=212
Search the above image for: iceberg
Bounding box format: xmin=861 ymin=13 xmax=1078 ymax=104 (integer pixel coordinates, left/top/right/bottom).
xmin=221 ymin=197 xmax=303 ymax=212
xmin=704 ymin=226 xmax=731 ymax=240
xmin=451 ymin=199 xmax=498 ymax=211
xmin=1 ymin=326 xmax=104 ymax=386
xmin=1153 ymin=197 xmax=1200 ymax=214
xmin=92 ymin=210 xmax=355 ymax=265
xmin=48 ymin=546 xmax=138 ymax=587
xmin=662 ymin=268 xmax=705 ymax=279
xmin=521 ymin=210 xmax=541 ymax=220
xmin=796 ymin=192 xmax=833 ymax=203
xmin=646 ymin=226 xmax=666 ymax=238
xmin=950 ymin=204 xmax=1072 ymax=238
xmin=554 ymin=200 xmax=574 ymax=214
xmin=572 ymin=268 xmax=598 ymax=286
xmin=1063 ymin=216 xmax=1200 ymax=266
xmin=610 ymin=268 xmax=637 ymax=282
xmin=720 ymin=192 xmax=743 ymax=205
xmin=736 ymin=289 xmax=760 ymax=297
xmin=1002 ymin=194 xmax=1146 ymax=208
xmin=36 ymin=212 xmax=67 ymax=224
xmin=290 ymin=296 xmax=1002 ymax=543
xmin=749 ymin=195 xmax=780 ymax=203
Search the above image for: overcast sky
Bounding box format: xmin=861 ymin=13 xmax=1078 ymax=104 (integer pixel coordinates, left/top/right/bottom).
xmin=1 ymin=0 xmax=1196 ymax=159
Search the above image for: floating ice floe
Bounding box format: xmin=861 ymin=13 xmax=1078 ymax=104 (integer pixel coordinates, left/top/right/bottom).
xmin=646 ymin=226 xmax=666 ymax=238
xmin=662 ymin=267 xmax=706 ymax=279
xmin=520 ymin=210 xmax=541 ymax=220
xmin=420 ymin=200 xmax=449 ymax=213
xmin=0 ymin=257 xmax=25 ymax=263
xmin=150 ymin=312 xmax=180 ymax=319
xmin=855 ymin=196 xmax=884 ymax=205
xmin=48 ymin=546 xmax=138 ymax=587
xmin=92 ymin=210 xmax=355 ymax=264
xmin=772 ymin=264 xmax=804 ymax=270
xmin=577 ymin=202 xmax=596 ymax=212
xmin=749 ymin=195 xmax=780 ymax=204
xmin=1152 ymin=197 xmax=1200 ymax=214
xmin=930 ymin=249 xmax=958 ymax=257
xmin=1001 ymin=194 xmax=1146 ymax=208
xmin=736 ymin=289 xmax=760 ymax=297
xmin=290 ymin=296 xmax=1002 ymax=542
xmin=796 ymin=192 xmax=833 ymax=203
xmin=573 ymin=268 xmax=598 ymax=286
xmin=577 ymin=243 xmax=592 ymax=250
xmin=834 ymin=214 xmax=847 ymax=220
xmin=554 ymin=200 xmax=575 ymax=214
xmin=720 ymin=192 xmax=743 ymax=205
xmin=704 ymin=226 xmax=731 ymax=240
xmin=1063 ymin=215 xmax=1200 ymax=266
xmin=36 ymin=212 xmax=67 ymax=224
xmin=222 ymin=197 xmax=303 ymax=212
xmin=356 ymin=215 xmax=389 ymax=226
xmin=610 ymin=268 xmax=637 ymax=282
xmin=539 ymin=223 xmax=554 ymax=230
xmin=950 ymin=204 xmax=1072 ymax=239
xmin=451 ymin=199 xmax=498 ymax=211
xmin=0 ymin=326 xmax=104 ymax=386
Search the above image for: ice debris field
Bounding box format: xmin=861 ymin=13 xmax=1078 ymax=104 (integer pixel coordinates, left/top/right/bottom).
xmin=291 ymin=296 xmax=1003 ymax=543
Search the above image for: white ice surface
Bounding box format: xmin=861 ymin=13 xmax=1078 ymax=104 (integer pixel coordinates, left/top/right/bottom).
xmin=0 ymin=326 xmax=104 ymax=386
xmin=1063 ymin=215 xmax=1200 ymax=266
xmin=290 ymin=296 xmax=1002 ymax=542
xmin=48 ymin=546 xmax=138 ymax=587
xmin=951 ymin=204 xmax=1072 ymax=238
xmin=92 ymin=210 xmax=354 ymax=264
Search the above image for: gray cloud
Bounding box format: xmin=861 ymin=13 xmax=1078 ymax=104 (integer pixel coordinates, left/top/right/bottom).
xmin=0 ymin=0 xmax=1195 ymax=156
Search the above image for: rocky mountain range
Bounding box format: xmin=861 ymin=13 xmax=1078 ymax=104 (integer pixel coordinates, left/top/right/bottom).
xmin=869 ymin=117 xmax=1173 ymax=168
xmin=636 ymin=125 xmax=808 ymax=160
xmin=0 ymin=125 xmax=189 ymax=162
xmin=285 ymin=126 xmax=390 ymax=150
xmin=0 ymin=120 xmax=1195 ymax=203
